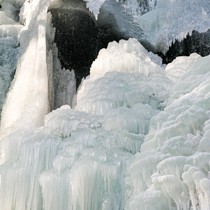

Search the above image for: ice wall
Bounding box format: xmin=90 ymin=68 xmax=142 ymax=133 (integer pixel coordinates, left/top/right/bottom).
xmin=1 ymin=0 xmax=210 ymax=210
xmin=1 ymin=33 xmax=210 ymax=210
xmin=0 ymin=37 xmax=170 ymax=210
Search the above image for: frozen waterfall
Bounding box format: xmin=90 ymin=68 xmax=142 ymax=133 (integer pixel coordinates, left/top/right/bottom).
xmin=0 ymin=0 xmax=50 ymax=132
xmin=1 ymin=0 xmax=210 ymax=210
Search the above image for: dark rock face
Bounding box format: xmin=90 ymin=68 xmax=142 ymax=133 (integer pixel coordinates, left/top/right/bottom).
xmin=163 ymin=29 xmax=210 ymax=63
xmin=50 ymin=8 xmax=99 ymax=86
xmin=50 ymin=6 xmax=129 ymax=87
xmin=97 ymin=22 xmax=127 ymax=50
xmin=97 ymin=9 xmax=128 ymax=50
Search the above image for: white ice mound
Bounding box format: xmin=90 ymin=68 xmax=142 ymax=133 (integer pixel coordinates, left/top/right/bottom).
xmin=90 ymin=38 xmax=163 ymax=79
xmin=76 ymin=39 xmax=170 ymax=116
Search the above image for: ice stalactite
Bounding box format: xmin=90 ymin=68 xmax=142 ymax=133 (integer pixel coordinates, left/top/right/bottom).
xmin=46 ymin=12 xmax=76 ymax=111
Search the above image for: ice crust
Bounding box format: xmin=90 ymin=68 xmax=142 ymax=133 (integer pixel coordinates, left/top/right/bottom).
xmin=0 ymin=0 xmax=210 ymax=210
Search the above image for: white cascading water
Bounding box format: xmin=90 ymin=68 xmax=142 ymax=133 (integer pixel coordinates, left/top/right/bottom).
xmin=0 ymin=0 xmax=50 ymax=132
xmin=0 ymin=0 xmax=210 ymax=210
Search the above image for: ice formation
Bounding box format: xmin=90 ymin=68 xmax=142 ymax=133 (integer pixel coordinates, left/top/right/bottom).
xmin=0 ymin=0 xmax=210 ymax=210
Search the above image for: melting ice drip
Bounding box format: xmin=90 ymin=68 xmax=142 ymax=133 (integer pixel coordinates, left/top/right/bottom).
xmin=1 ymin=0 xmax=210 ymax=210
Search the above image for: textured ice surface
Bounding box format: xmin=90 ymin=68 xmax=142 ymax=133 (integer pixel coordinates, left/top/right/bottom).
xmin=1 ymin=0 xmax=210 ymax=210
xmin=127 ymin=54 xmax=210 ymax=210
xmin=0 ymin=34 xmax=169 ymax=209
xmin=2 ymin=35 xmax=210 ymax=209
